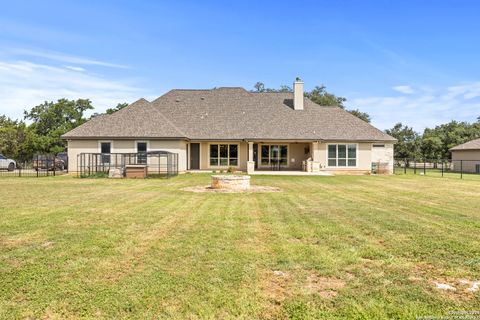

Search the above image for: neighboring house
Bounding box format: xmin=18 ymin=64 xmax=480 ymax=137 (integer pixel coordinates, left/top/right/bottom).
xmin=450 ymin=138 xmax=480 ymax=173
xmin=62 ymin=79 xmax=396 ymax=174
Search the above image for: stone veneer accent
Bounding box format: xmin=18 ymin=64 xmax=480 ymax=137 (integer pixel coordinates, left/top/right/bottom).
xmin=211 ymin=175 xmax=251 ymax=190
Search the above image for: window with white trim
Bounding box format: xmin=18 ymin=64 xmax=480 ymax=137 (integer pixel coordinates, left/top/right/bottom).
xmin=137 ymin=142 xmax=147 ymax=164
xmin=100 ymin=142 xmax=111 ymax=164
xmin=209 ymin=144 xmax=238 ymax=166
xmin=328 ymin=144 xmax=357 ymax=167
xmin=261 ymin=145 xmax=288 ymax=166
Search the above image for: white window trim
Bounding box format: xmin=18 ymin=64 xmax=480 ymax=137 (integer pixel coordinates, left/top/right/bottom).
xmin=135 ymin=140 xmax=150 ymax=153
xmin=134 ymin=141 xmax=149 ymax=165
xmin=98 ymin=140 xmax=114 ymax=153
xmin=258 ymin=144 xmax=289 ymax=168
xmin=326 ymin=143 xmax=359 ymax=168
xmin=207 ymin=143 xmax=240 ymax=168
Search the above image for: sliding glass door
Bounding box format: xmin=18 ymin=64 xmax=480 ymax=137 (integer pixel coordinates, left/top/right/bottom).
xmin=260 ymin=144 xmax=288 ymax=168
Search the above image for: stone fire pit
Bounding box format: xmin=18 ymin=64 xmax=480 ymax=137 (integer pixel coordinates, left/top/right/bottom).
xmin=211 ymin=175 xmax=250 ymax=191
xmin=181 ymin=175 xmax=279 ymax=193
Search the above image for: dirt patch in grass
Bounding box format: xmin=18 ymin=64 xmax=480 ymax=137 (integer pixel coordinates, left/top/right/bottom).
xmin=40 ymin=241 xmax=54 ymax=249
xmin=0 ymin=233 xmax=44 ymax=250
xmin=259 ymin=270 xmax=346 ymax=318
xmin=304 ymin=273 xmax=346 ymax=298
xmin=409 ymin=263 xmax=479 ymax=300
xmin=181 ymin=185 xmax=280 ymax=193
xmin=429 ymin=279 xmax=480 ymax=300
xmin=259 ymin=270 xmax=292 ymax=319
xmin=262 ymin=270 xmax=292 ymax=303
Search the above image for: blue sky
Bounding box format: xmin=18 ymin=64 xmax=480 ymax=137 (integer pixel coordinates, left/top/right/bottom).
xmin=1 ymin=0 xmax=480 ymax=131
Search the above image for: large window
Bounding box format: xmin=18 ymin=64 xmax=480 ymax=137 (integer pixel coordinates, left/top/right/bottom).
xmin=261 ymin=145 xmax=288 ymax=166
xmin=209 ymin=144 xmax=238 ymax=166
xmin=328 ymin=144 xmax=357 ymax=167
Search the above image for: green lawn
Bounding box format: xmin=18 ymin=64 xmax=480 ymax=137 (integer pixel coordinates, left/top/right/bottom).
xmin=1 ymin=174 xmax=479 ymax=319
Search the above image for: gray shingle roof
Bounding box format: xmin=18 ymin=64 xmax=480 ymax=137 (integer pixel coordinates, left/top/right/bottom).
xmin=450 ymin=138 xmax=480 ymax=151
xmin=62 ymin=98 xmax=186 ymax=139
xmin=63 ymin=87 xmax=396 ymax=142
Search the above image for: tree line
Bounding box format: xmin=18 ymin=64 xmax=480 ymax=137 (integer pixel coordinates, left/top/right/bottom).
xmin=386 ymin=120 xmax=480 ymax=160
xmin=0 ymin=100 xmax=127 ymax=162
xmin=1 ymin=83 xmax=479 ymax=162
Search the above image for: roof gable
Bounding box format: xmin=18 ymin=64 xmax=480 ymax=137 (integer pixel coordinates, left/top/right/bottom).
xmin=450 ymin=138 xmax=480 ymax=151
xmin=62 ymin=98 xmax=186 ymax=139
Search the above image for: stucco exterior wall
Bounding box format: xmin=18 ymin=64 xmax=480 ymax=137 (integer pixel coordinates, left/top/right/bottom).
xmin=67 ymin=139 xmax=394 ymax=175
xmin=197 ymin=141 xmax=248 ymax=171
xmin=312 ymin=142 xmax=373 ymax=173
xmin=451 ymin=150 xmax=480 ymax=173
xmin=371 ymin=143 xmax=394 ymax=173
xmin=287 ymin=143 xmax=310 ymax=170
xmin=67 ymin=139 xmax=187 ymax=173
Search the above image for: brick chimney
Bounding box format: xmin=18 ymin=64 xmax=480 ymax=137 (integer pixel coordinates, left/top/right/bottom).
xmin=293 ymin=77 xmax=304 ymax=110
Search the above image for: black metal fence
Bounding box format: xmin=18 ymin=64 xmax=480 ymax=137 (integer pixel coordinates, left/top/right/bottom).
xmin=0 ymin=154 xmax=68 ymax=177
xmin=77 ymin=151 xmax=178 ymax=178
xmin=394 ymin=159 xmax=480 ymax=180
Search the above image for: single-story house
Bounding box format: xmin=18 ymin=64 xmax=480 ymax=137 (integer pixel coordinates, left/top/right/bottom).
xmin=62 ymin=79 xmax=396 ymax=174
xmin=450 ymin=138 xmax=480 ymax=173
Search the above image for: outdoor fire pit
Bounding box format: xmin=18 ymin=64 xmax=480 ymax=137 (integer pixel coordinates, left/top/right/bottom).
xmin=211 ymin=175 xmax=250 ymax=191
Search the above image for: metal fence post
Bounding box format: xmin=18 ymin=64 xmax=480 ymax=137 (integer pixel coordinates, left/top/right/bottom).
xmin=36 ymin=155 xmax=39 ymax=177
xmin=414 ymin=159 xmax=416 ymax=175
xmin=424 ymin=159 xmax=426 ymax=175
xmin=461 ymin=160 xmax=463 ymax=179
xmin=441 ymin=161 xmax=444 ymax=177
xmin=404 ymin=158 xmax=407 ymax=174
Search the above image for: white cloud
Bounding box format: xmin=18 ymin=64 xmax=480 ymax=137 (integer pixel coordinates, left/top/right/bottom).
xmin=10 ymin=48 xmax=129 ymax=69
xmin=442 ymin=83 xmax=480 ymax=100
xmin=392 ymin=85 xmax=415 ymax=94
xmin=352 ymin=83 xmax=480 ymax=131
xmin=64 ymin=65 xmax=86 ymax=72
xmin=0 ymin=60 xmax=143 ymax=120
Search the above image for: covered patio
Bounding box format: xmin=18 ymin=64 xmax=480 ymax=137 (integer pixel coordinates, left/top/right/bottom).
xmin=246 ymin=141 xmax=322 ymax=174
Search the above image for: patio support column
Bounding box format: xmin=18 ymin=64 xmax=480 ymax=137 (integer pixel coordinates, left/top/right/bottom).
xmin=247 ymin=141 xmax=255 ymax=174
xmin=311 ymin=141 xmax=321 ymax=172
